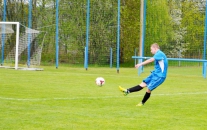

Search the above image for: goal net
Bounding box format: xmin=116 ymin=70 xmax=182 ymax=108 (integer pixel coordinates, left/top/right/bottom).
xmin=0 ymin=22 xmax=45 ymax=70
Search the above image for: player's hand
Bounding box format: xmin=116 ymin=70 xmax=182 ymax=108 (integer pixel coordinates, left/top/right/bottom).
xmin=135 ymin=64 xmax=142 ymax=69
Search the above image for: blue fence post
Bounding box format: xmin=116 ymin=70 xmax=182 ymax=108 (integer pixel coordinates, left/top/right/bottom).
xmin=138 ymin=0 xmax=147 ymax=75
xmin=3 ymin=0 xmax=6 ymax=21
xmin=85 ymin=0 xmax=90 ymax=70
xmin=1 ymin=0 xmax=7 ymax=65
xmin=27 ymin=0 xmax=33 ymax=67
xmin=138 ymin=59 xmax=142 ymax=76
xmin=110 ymin=48 xmax=113 ymax=68
xmin=84 ymin=47 xmax=87 ymax=69
xmin=204 ymin=62 xmax=207 ymax=78
xmin=203 ymin=62 xmax=207 ymax=78
xmin=116 ymin=0 xmax=121 ymax=73
xmin=55 ymin=0 xmax=59 ymax=69
xmin=203 ymin=0 xmax=207 ymax=75
xmin=134 ymin=48 xmax=137 ymax=66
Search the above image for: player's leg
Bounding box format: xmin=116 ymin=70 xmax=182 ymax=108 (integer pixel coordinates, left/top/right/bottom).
xmin=126 ymin=74 xmax=152 ymax=93
xmin=128 ymin=82 xmax=146 ymax=92
xmin=119 ymin=82 xmax=146 ymax=96
xmin=119 ymin=74 xmax=152 ymax=95
xmin=136 ymin=88 xmax=151 ymax=106
xmin=137 ymin=77 xmax=166 ymax=106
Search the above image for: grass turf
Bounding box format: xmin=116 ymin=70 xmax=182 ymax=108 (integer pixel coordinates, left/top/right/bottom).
xmin=0 ymin=66 xmax=207 ymax=130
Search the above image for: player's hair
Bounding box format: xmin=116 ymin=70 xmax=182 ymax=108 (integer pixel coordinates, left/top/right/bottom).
xmin=151 ymin=43 xmax=160 ymax=49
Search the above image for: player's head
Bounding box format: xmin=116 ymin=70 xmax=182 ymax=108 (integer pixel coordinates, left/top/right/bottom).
xmin=150 ymin=43 xmax=160 ymax=54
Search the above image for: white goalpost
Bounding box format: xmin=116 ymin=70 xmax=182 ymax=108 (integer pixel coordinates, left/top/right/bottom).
xmin=0 ymin=22 xmax=45 ymax=70
xmin=0 ymin=22 xmax=19 ymax=70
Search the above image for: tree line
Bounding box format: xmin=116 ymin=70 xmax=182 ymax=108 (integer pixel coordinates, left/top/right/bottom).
xmin=0 ymin=0 xmax=206 ymax=65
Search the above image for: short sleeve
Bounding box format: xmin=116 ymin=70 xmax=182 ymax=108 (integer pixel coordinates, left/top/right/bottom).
xmin=153 ymin=52 xmax=163 ymax=61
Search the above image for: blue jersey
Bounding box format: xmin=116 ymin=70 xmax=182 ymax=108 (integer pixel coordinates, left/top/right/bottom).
xmin=152 ymin=50 xmax=168 ymax=78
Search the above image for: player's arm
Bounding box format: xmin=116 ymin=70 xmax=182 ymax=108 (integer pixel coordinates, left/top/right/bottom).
xmin=135 ymin=58 xmax=155 ymax=68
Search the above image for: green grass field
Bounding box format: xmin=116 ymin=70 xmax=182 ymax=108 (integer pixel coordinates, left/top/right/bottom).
xmin=0 ymin=66 xmax=207 ymax=130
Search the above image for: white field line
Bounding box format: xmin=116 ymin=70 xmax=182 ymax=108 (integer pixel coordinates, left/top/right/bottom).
xmin=0 ymin=91 xmax=207 ymax=101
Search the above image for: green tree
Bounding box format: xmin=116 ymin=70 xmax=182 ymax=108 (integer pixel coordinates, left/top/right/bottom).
xmin=181 ymin=0 xmax=205 ymax=58
xmin=165 ymin=0 xmax=188 ymax=58
xmin=145 ymin=0 xmax=173 ymax=56
xmin=88 ymin=0 xmax=117 ymax=65
xmin=120 ymin=0 xmax=140 ymax=63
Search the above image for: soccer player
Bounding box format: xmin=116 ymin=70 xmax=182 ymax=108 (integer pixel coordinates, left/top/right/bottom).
xmin=119 ymin=43 xmax=168 ymax=106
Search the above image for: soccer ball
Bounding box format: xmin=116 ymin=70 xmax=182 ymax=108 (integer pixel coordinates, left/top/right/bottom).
xmin=95 ymin=77 xmax=105 ymax=86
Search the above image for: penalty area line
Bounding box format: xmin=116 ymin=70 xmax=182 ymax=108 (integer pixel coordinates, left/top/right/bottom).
xmin=0 ymin=91 xmax=207 ymax=101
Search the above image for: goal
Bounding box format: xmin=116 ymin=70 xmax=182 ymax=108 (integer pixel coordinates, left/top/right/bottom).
xmin=0 ymin=22 xmax=45 ymax=70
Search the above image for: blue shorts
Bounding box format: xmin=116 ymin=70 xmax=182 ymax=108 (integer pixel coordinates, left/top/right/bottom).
xmin=143 ymin=74 xmax=166 ymax=91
